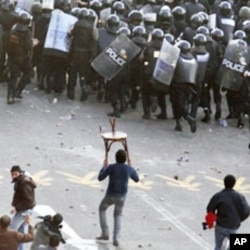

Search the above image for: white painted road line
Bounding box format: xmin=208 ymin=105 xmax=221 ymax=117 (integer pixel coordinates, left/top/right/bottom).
xmin=136 ymin=190 xmax=213 ymax=250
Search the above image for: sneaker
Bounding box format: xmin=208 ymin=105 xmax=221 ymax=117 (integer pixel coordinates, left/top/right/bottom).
xmin=113 ymin=240 xmax=119 ymax=246
xmin=96 ymin=235 xmax=109 ymax=241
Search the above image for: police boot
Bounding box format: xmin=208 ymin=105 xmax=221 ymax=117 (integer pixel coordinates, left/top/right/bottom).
xmin=185 ymin=115 xmax=196 ymax=133
xmin=215 ymin=103 xmax=221 ymax=120
xmin=175 ymin=119 xmax=182 ymax=132
xmin=237 ymin=114 xmax=244 ymax=128
xmin=201 ymin=108 xmax=211 ymax=123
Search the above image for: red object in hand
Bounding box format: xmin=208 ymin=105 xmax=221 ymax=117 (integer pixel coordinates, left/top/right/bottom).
xmin=205 ymin=212 xmax=217 ymax=229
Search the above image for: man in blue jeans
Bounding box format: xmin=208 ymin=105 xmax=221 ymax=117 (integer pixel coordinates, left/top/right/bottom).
xmin=96 ymin=149 xmax=139 ymax=247
xmin=206 ymin=174 xmax=250 ymax=250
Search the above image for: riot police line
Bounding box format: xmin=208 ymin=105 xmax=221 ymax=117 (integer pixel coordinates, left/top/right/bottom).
xmin=1 ymin=0 xmax=250 ymax=141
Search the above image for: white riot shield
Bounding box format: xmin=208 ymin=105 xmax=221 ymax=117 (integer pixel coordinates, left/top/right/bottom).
xmin=42 ymin=0 xmax=54 ymax=10
xmin=14 ymin=0 xmax=35 ymax=13
xmin=208 ymin=13 xmax=216 ymax=30
xmin=216 ymin=39 xmax=250 ymax=91
xmin=196 ymin=53 xmax=210 ymax=84
xmin=140 ymin=4 xmax=154 ymax=15
xmin=91 ymin=34 xmax=141 ymax=81
xmin=153 ymin=39 xmax=180 ymax=86
xmin=44 ymin=9 xmax=77 ymax=54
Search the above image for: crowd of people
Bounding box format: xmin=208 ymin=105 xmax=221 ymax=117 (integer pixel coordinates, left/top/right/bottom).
xmin=1 ymin=0 xmax=250 ymax=134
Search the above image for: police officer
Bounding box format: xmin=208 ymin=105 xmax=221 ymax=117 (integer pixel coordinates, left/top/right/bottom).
xmin=172 ymin=6 xmax=188 ymax=38
xmin=142 ymin=28 xmax=164 ymax=119
xmin=68 ymin=8 xmax=98 ymax=101
xmin=0 ymin=0 xmax=17 ymax=82
xmin=201 ymin=28 xmax=225 ymax=121
xmin=7 ymin=12 xmax=32 ymax=104
xmin=170 ymin=40 xmax=197 ymax=132
xmin=129 ymin=25 xmax=148 ymax=109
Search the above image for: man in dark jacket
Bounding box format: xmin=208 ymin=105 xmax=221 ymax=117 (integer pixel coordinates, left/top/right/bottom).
xmin=96 ymin=149 xmax=139 ymax=247
xmin=10 ymin=165 xmax=36 ymax=250
xmin=0 ymin=214 xmax=34 ymax=250
xmin=206 ymin=175 xmax=250 ymax=250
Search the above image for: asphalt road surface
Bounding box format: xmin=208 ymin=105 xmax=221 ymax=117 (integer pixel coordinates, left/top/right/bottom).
xmin=0 ymin=80 xmax=250 ymax=250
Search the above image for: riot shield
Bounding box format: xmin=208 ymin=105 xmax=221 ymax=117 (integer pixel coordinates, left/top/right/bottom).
xmin=44 ymin=9 xmax=77 ymax=54
xmin=153 ymin=39 xmax=180 ymax=87
xmin=140 ymin=4 xmax=154 ymax=14
xmin=14 ymin=0 xmax=35 ymax=13
xmin=216 ymin=39 xmax=250 ymax=91
xmin=91 ymin=33 xmax=141 ymax=81
xmin=42 ymin=0 xmax=54 ymax=10
xmin=218 ymin=17 xmax=235 ymax=43
xmin=208 ymin=13 xmax=216 ymax=30
xmin=196 ymin=53 xmax=210 ymax=84
xmin=0 ymin=25 xmax=2 ymax=57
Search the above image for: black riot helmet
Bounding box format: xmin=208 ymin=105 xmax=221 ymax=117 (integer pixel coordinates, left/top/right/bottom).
xmin=89 ymin=0 xmax=103 ymax=13
xmin=218 ymin=1 xmax=232 ymax=17
xmin=233 ymin=30 xmax=246 ymax=40
xmin=15 ymin=12 xmax=31 ymax=31
xmin=128 ymin=10 xmax=143 ymax=25
xmin=243 ymin=21 xmax=250 ymax=35
xmin=198 ymin=11 xmax=209 ymax=26
xmin=132 ymin=25 xmax=147 ymax=38
xmin=102 ymin=0 xmax=112 ymax=8
xmin=71 ymin=7 xmax=81 ymax=17
xmin=151 ymin=28 xmax=164 ymax=41
xmin=54 ymin=0 xmax=67 ymax=11
xmin=176 ymin=40 xmax=191 ymax=54
xmin=211 ymin=28 xmax=224 ymax=42
xmin=158 ymin=7 xmax=172 ymax=23
xmin=117 ymin=26 xmax=131 ymax=36
xmin=197 ymin=26 xmax=209 ymax=36
xmin=79 ymin=8 xmax=89 ymax=20
xmin=164 ymin=33 xmax=175 ymax=44
xmin=112 ymin=1 xmax=126 ymax=15
xmin=172 ymin=6 xmax=186 ymax=21
xmin=190 ymin=13 xmax=202 ymax=29
xmin=106 ymin=14 xmax=120 ymax=34
xmin=193 ymin=33 xmax=207 ymax=46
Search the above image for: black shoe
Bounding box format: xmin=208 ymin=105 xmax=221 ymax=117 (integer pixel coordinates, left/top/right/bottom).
xmin=96 ymin=235 xmax=109 ymax=241
xmin=186 ymin=115 xmax=196 ymax=133
xmin=113 ymin=240 xmax=119 ymax=246
xmin=155 ymin=113 xmax=167 ymax=120
xmin=175 ymin=123 xmax=182 ymax=132
xmin=201 ymin=110 xmax=210 ymax=123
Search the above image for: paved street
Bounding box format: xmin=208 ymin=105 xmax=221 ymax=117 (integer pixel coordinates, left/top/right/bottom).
xmin=0 ymin=81 xmax=250 ymax=250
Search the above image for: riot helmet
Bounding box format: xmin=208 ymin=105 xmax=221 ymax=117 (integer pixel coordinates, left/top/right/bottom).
xmin=54 ymin=0 xmax=67 ymax=11
xmin=198 ymin=11 xmax=209 ymax=26
xmin=172 ymin=6 xmax=186 ymax=21
xmin=106 ymin=14 xmax=120 ymax=34
xmin=239 ymin=6 xmax=250 ymax=20
xmin=233 ymin=30 xmax=246 ymax=40
xmin=197 ymin=26 xmax=209 ymax=36
xmin=88 ymin=8 xmax=97 ymax=23
xmin=218 ymin=1 xmax=232 ymax=17
xmin=211 ymin=28 xmax=224 ymax=42
xmin=31 ymin=2 xmax=42 ymax=15
xmin=0 ymin=0 xmax=11 ymax=11
xmin=112 ymin=1 xmax=125 ymax=15
xmin=132 ymin=25 xmax=147 ymax=38
xmin=89 ymin=0 xmax=103 ymax=13
xmin=176 ymin=40 xmax=191 ymax=54
xmin=102 ymin=0 xmax=112 ymax=8
xmin=151 ymin=28 xmax=164 ymax=41
xmin=164 ymin=33 xmax=175 ymax=44
xmin=71 ymin=7 xmax=81 ymax=17
xmin=117 ymin=26 xmax=131 ymax=36
xmin=190 ymin=13 xmax=202 ymax=29
xmin=193 ymin=33 xmax=207 ymax=46
xmin=15 ymin=12 xmax=31 ymax=31
xmin=243 ymin=21 xmax=250 ymax=35
xmin=128 ymin=10 xmax=143 ymax=26
xmin=79 ymin=8 xmax=89 ymax=20
xmin=158 ymin=7 xmax=172 ymax=23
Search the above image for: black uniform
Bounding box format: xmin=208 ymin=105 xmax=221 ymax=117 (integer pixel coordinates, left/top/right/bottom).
xmin=7 ymin=21 xmax=32 ymax=104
